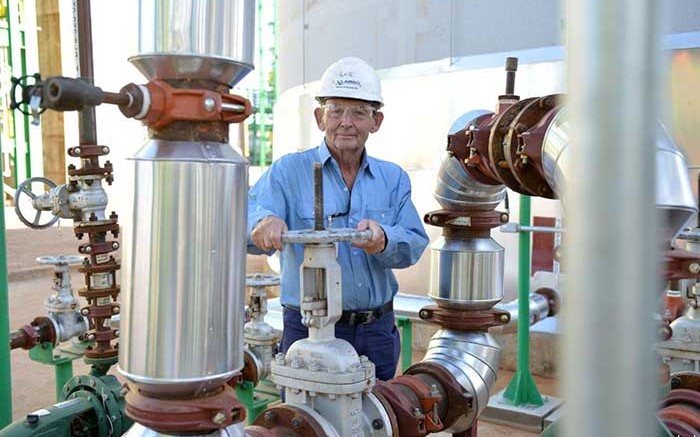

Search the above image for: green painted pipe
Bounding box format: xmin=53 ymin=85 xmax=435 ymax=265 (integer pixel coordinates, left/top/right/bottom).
xmin=0 ymin=160 xmax=13 ymax=426
xmin=517 ymin=195 xmax=533 ymax=376
xmin=503 ymin=194 xmax=544 ymax=405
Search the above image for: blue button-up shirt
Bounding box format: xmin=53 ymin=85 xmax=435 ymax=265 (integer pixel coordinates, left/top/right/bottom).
xmin=247 ymin=140 xmax=429 ymax=310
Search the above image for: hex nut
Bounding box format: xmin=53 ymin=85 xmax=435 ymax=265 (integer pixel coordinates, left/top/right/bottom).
xmin=212 ymin=411 xmax=226 ymax=425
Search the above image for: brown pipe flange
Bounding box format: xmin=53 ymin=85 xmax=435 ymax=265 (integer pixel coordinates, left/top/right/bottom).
xmin=487 ymin=97 xmax=537 ymax=193
xmin=390 ymin=375 xmax=444 ymax=433
xmin=505 ymin=95 xmax=561 ymax=198
xmin=423 ymin=210 xmax=509 ymax=232
xmin=242 ymin=349 xmax=260 ymax=385
xmin=664 ymin=248 xmax=700 ymax=280
xmin=251 ymin=404 xmax=328 ymax=437
xmin=447 ymin=113 xmax=502 ymax=186
xmin=406 ymin=362 xmax=474 ymax=430
xmin=418 ymin=305 xmax=510 ymax=331
xmin=245 ymin=426 xmax=295 ymax=437
xmin=661 ymin=417 xmax=699 ymax=437
xmin=374 ymin=380 xmax=428 ymax=437
xmin=139 ymin=80 xmax=253 ymax=130
xmin=126 ymin=384 xmax=245 ymax=434
xmin=371 ymin=388 xmax=401 ymax=436
xmin=671 ymin=372 xmax=700 ymax=392
xmin=660 ymin=388 xmax=700 ymax=410
xmin=658 ymin=404 xmax=700 ymax=430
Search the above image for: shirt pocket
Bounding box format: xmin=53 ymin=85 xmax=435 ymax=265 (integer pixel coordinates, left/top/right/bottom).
xmin=296 ymin=202 xmax=346 ymax=226
xmin=366 ymin=207 xmax=397 ymax=226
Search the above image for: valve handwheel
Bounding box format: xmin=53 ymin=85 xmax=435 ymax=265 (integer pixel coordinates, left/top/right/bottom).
xmin=14 ymin=177 xmax=58 ymax=229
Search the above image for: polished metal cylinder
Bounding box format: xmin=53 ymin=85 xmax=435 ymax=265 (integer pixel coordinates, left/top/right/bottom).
xmin=428 ymin=236 xmax=504 ymax=309
xmin=435 ymin=110 xmax=506 ymax=211
xmin=119 ymin=139 xmax=248 ymax=397
xmin=542 ymin=108 xmax=696 ymax=246
xmin=434 ymin=156 xmax=507 ymax=211
xmin=420 ymin=329 xmax=501 ymax=432
xmin=131 ymin=0 xmax=255 ymax=86
xmin=492 ymin=293 xmax=551 ymax=335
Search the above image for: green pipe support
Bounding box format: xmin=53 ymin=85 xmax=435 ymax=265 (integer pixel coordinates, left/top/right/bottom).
xmin=397 ymin=316 xmax=412 ymax=372
xmin=0 ymin=156 xmax=12 ymax=426
xmin=503 ymin=195 xmax=544 ymax=406
xmin=28 ymin=342 xmax=83 ymax=402
xmin=237 ymin=380 xmax=279 ymax=424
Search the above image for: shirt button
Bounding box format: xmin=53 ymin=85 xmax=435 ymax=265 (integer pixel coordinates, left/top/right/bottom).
xmin=344 ymin=187 xmax=348 ymax=192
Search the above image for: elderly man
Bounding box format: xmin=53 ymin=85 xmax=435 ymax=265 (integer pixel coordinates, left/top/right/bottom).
xmin=247 ymin=57 xmax=429 ymax=380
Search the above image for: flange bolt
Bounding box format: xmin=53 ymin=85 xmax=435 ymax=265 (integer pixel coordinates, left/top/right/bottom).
xmin=212 ymin=412 xmax=226 ymax=425
xmin=111 ymin=242 xmax=120 ymax=250
xmin=81 ymin=308 xmax=90 ymax=316
xmin=291 ymin=417 xmax=303 ymax=428
xmin=203 ymin=97 xmax=216 ymax=112
xmin=264 ymin=411 xmax=275 ymax=423
xmin=500 ymin=314 xmax=510 ymax=323
xmin=372 ymin=419 xmax=384 ymax=430
xmin=689 ymin=263 xmax=700 ymax=274
xmin=87 ymin=333 xmax=96 ymax=342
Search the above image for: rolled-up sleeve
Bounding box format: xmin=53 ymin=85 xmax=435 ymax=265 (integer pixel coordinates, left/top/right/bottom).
xmin=247 ymin=161 xmax=288 ymax=255
xmin=373 ymin=171 xmax=429 ymax=268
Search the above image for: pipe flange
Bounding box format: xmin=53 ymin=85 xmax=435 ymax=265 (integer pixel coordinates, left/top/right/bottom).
xmin=125 ymin=384 xmax=245 ymax=433
xmin=281 ymin=228 xmax=372 ymax=244
xmin=242 ymin=349 xmax=261 ymax=385
xmin=418 ymin=305 xmax=510 ymax=330
xmin=405 ymin=362 xmax=474 ymax=431
xmin=671 ymin=372 xmax=700 ymax=391
xmin=373 ymin=380 xmax=426 ymax=437
xmin=423 ymin=209 xmax=508 ymax=231
xmin=246 ymin=273 xmax=280 ymax=288
xmin=252 ymin=404 xmax=338 ymax=437
xmin=487 ymin=97 xmax=536 ymax=194
xmin=505 ymin=95 xmax=561 ymax=198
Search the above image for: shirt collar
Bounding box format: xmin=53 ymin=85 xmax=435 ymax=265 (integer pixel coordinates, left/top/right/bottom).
xmin=318 ymin=139 xmax=374 ymax=177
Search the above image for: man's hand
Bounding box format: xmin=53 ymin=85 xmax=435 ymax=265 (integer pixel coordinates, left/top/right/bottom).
xmin=251 ymin=216 xmax=288 ymax=252
xmin=353 ymin=219 xmax=387 ymax=255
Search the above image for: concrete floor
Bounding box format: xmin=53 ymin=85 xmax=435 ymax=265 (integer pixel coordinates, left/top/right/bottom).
xmin=4 ymin=225 xmax=558 ymax=435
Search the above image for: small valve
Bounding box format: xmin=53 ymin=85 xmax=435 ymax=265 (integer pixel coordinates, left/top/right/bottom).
xmin=13 ymin=177 xmax=59 ymax=229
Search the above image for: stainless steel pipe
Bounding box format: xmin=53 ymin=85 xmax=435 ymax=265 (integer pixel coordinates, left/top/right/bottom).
xmin=419 ymin=329 xmax=501 ymax=433
xmin=119 ymin=140 xmax=248 ymax=397
xmin=564 ymin=0 xmax=663 ymax=435
xmin=428 ymin=235 xmax=504 ymax=310
xmin=131 ymin=0 xmax=255 ymax=86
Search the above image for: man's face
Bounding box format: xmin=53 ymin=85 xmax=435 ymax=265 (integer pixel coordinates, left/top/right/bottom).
xmin=314 ymin=98 xmax=384 ymax=156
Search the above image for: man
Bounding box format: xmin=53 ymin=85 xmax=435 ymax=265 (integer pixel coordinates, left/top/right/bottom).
xmin=247 ymin=57 xmax=429 ymax=380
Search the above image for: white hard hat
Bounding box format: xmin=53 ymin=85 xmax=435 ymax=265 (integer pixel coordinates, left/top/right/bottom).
xmin=316 ymin=57 xmax=383 ymax=107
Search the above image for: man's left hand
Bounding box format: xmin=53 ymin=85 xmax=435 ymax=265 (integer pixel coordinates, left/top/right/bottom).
xmin=353 ymin=219 xmax=387 ymax=254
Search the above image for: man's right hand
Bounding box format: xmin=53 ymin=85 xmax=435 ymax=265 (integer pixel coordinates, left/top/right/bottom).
xmin=251 ymin=216 xmax=288 ymax=252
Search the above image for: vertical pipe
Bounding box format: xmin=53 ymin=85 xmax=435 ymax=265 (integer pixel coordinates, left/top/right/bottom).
xmin=565 ymin=0 xmax=659 ymax=435
xmin=54 ymin=362 xmax=74 ymax=401
xmin=502 ymin=195 xmax=543 ymax=405
xmin=504 ymin=57 xmax=518 ymax=95
xmin=73 ymin=0 xmax=97 ymax=145
xmin=314 ymin=162 xmax=323 ymax=230
xmin=517 ymin=195 xmax=533 ymax=375
xmin=0 ymin=175 xmax=12 ymax=425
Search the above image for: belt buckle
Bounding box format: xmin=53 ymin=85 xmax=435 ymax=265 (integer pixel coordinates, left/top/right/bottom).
xmin=360 ymin=310 xmax=374 ymax=324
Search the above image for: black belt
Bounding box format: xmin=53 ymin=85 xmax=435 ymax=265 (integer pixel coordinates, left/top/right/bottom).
xmin=338 ymin=301 xmax=393 ymax=325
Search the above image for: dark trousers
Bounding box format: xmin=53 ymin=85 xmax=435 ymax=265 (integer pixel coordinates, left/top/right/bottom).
xmin=281 ymin=306 xmax=401 ymax=381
